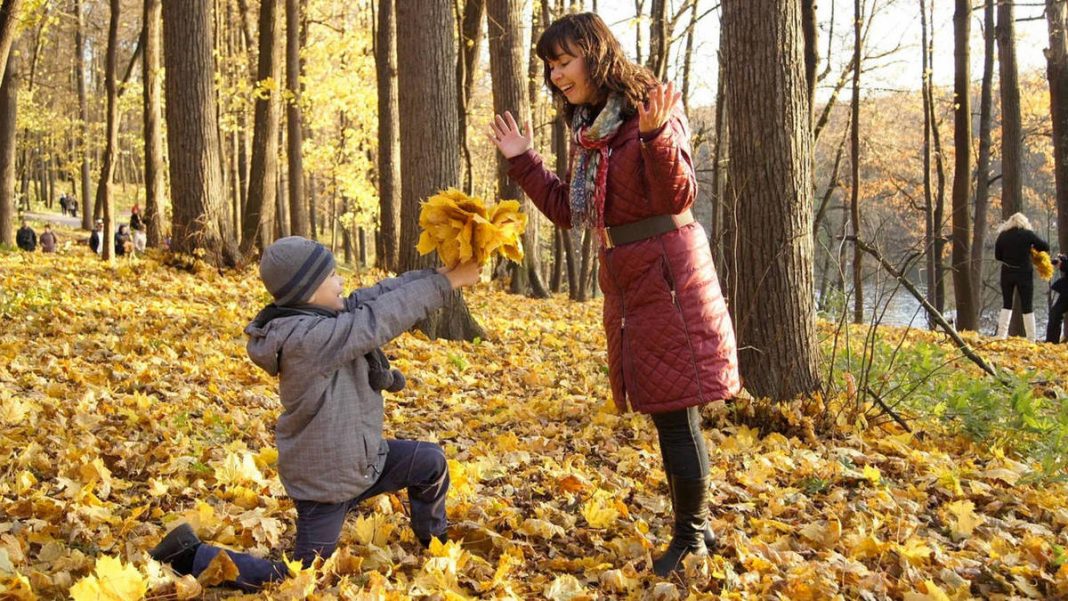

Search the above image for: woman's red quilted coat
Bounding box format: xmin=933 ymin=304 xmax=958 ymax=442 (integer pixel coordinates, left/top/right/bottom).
xmin=507 ymin=108 xmax=741 ymax=413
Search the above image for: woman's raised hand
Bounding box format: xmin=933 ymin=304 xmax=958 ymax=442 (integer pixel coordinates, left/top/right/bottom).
xmin=487 ymin=111 xmax=533 ymax=159
xmin=638 ymin=81 xmax=683 ymax=135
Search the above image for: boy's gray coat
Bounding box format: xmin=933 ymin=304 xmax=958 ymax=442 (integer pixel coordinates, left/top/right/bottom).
xmin=244 ymin=269 xmax=452 ymax=503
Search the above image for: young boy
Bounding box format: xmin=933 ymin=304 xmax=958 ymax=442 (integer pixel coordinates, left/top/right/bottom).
xmin=149 ymin=236 xmax=480 ymax=590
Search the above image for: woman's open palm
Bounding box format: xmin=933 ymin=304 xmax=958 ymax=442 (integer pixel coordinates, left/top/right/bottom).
xmin=487 ymin=111 xmax=533 ymax=159
xmin=638 ymin=82 xmax=682 ymax=135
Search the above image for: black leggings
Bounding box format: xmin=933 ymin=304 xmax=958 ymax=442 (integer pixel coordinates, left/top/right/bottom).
xmin=1001 ymin=269 xmax=1035 ymax=313
xmin=651 ymin=406 xmax=710 ymax=480
xmin=1048 ymin=292 xmax=1068 ymax=343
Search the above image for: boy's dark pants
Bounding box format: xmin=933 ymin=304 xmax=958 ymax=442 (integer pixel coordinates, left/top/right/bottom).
xmin=1047 ymin=291 xmax=1068 ymax=343
xmin=189 ymin=440 xmax=449 ymax=590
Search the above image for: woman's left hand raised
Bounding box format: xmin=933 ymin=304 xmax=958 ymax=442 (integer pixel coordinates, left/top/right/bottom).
xmin=638 ymin=81 xmax=682 ymax=135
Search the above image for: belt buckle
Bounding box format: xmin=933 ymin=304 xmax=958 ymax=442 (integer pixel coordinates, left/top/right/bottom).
xmin=601 ymin=227 xmax=615 ymax=250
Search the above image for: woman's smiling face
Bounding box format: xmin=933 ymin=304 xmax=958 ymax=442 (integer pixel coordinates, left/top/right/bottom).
xmin=547 ymin=47 xmax=602 ymax=106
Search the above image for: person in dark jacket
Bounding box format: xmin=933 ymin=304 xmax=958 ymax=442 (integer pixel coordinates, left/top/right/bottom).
xmin=148 ymin=237 xmax=481 ymax=591
xmin=15 ymin=220 xmax=36 ymax=251
xmin=994 ymin=212 xmax=1050 ymax=340
xmin=487 ymin=13 xmax=740 ymax=576
xmin=88 ymin=220 xmax=103 ymax=255
xmin=114 ymin=224 xmax=132 ymax=256
xmin=1047 ymin=254 xmax=1068 ymax=343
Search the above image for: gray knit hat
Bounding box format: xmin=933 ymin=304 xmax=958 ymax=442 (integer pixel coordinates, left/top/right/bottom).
xmin=259 ymin=236 xmax=336 ymax=306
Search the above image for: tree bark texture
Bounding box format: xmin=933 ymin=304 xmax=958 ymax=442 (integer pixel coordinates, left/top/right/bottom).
xmin=241 ymin=0 xmax=282 ymax=254
xmin=972 ymin=0 xmax=996 ymax=315
xmin=850 ymin=0 xmax=863 ymax=324
xmin=722 ymin=0 xmax=822 ymax=400
xmin=0 ymin=45 xmax=15 ymax=246
xmin=375 ymin=0 xmax=401 ymax=271
xmin=397 ymin=0 xmax=484 ymax=340
xmin=143 ymin=0 xmax=164 ymax=247
xmin=1046 ymin=0 xmax=1068 ymax=254
xmin=161 ymin=0 xmax=239 ymax=267
xmin=75 ymin=0 xmax=91 ymax=228
xmin=95 ymin=0 xmax=121 ymax=260
xmin=997 ymin=0 xmax=1023 ymax=217
xmin=487 ymin=0 xmax=547 ymax=298
xmin=285 ymin=0 xmax=308 ymax=237
xmin=951 ymin=0 xmax=976 ymax=329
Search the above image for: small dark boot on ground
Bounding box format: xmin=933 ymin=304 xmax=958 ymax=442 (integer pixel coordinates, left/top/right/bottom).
xmin=149 ymin=523 xmax=201 ymax=575
xmin=653 ymin=475 xmax=710 ymax=577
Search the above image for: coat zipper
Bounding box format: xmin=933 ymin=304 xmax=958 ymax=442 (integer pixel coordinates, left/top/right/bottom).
xmin=604 ymin=252 xmax=629 ymax=405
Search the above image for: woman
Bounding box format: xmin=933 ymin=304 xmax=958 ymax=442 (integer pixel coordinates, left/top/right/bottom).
xmin=114 ymin=224 xmax=132 ymax=257
xmin=994 ymin=212 xmax=1049 ymax=340
xmin=488 ymin=13 xmax=740 ymax=576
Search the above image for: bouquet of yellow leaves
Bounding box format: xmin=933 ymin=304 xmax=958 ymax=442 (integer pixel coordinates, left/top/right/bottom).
xmin=1033 ymin=248 xmax=1054 ymax=281
xmin=416 ymin=188 xmax=527 ymax=268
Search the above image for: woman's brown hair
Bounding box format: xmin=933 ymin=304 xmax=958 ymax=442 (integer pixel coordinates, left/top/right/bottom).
xmin=535 ymin=12 xmax=658 ymax=125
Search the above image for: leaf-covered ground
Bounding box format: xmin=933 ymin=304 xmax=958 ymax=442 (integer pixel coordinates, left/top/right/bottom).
xmin=3 ymin=246 xmax=1068 ymax=600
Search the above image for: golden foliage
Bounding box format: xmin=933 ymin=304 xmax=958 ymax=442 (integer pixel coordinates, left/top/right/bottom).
xmin=3 ymin=249 xmax=1068 ymax=598
xmin=416 ymin=188 xmax=526 ymax=268
xmin=1033 ymin=248 xmax=1054 ymax=281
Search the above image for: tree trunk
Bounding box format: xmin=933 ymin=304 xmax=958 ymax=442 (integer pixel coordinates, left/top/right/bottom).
xmin=240 ymin=0 xmax=282 ymax=255
xmin=0 ymin=45 xmax=15 ymax=246
xmin=161 ymin=0 xmax=239 ymax=267
xmin=143 ymin=0 xmax=163 ymax=247
xmin=922 ymin=0 xmax=937 ymax=327
xmin=95 ymin=0 xmax=121 ymax=260
xmin=1046 ymin=0 xmax=1068 ymax=255
xmin=722 ymin=0 xmax=822 ymax=400
xmin=397 ymin=0 xmax=484 ymax=341
xmin=457 ymin=0 xmax=485 ymax=195
xmin=850 ymin=0 xmax=863 ymax=324
xmin=647 ymin=0 xmax=670 ymax=80
xmin=681 ymin=0 xmax=699 ymax=114
xmin=952 ymin=0 xmax=977 ymax=329
xmin=487 ymin=0 xmax=548 ymax=298
xmin=75 ymin=0 xmax=92 ymax=228
xmin=375 ymin=0 xmax=401 ymax=271
xmin=997 ymin=0 xmax=1026 ymax=334
xmin=0 ymin=0 xmax=22 ymax=90
xmin=285 ymin=0 xmax=308 ymax=237
xmin=802 ymin=0 xmax=817 ymax=107
xmin=972 ymin=0 xmax=996 ymax=316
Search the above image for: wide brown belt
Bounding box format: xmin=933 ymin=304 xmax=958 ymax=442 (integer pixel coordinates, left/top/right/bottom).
xmin=604 ymin=209 xmax=695 ymax=249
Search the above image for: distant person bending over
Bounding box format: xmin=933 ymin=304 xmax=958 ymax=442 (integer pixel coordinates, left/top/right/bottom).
xmin=148 ymin=237 xmax=481 ymax=591
xmin=994 ymin=212 xmax=1050 ymax=340
xmin=39 ymin=224 xmax=57 ymax=253
xmin=487 ymin=12 xmax=740 ymax=576
xmin=130 ymin=204 xmax=147 ymax=253
xmin=16 ymin=220 xmax=36 ymax=252
xmin=1047 ymin=254 xmax=1068 ymax=344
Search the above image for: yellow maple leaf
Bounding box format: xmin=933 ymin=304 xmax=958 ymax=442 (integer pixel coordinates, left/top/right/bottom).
xmin=798 ymin=518 xmax=842 ymax=548
xmin=544 ymin=574 xmax=588 ymax=601
xmin=197 ymin=550 xmax=239 ymax=587
xmin=862 ymin=465 xmax=882 ymax=485
xmin=213 ymin=451 xmax=266 ymax=487
xmin=902 ymin=579 xmax=952 ymax=601
xmin=943 ymin=500 xmax=984 ymax=540
xmin=581 ymin=490 xmax=620 ymax=529
xmin=69 ymin=555 xmax=147 ymax=601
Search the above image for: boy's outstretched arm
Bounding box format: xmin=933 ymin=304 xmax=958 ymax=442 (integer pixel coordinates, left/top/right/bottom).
xmin=300 ymin=263 xmax=481 ymax=374
xmin=344 ymin=268 xmax=440 ymax=308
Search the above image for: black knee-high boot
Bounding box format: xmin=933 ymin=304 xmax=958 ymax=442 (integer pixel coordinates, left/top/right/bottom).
xmin=665 ymin=473 xmax=716 ymax=550
xmin=653 ymin=474 xmax=711 ymax=576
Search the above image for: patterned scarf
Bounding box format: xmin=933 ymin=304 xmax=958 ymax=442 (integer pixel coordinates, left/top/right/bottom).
xmin=570 ymin=94 xmax=625 ymax=230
